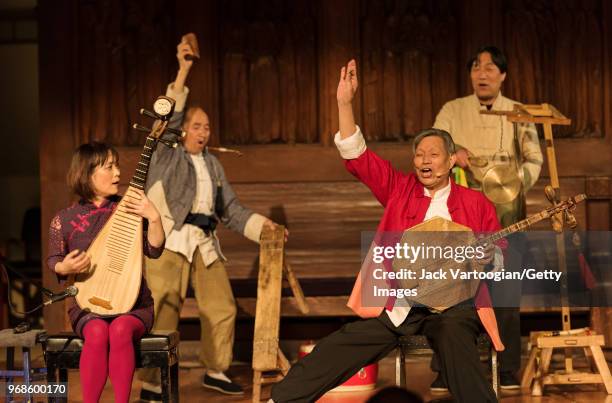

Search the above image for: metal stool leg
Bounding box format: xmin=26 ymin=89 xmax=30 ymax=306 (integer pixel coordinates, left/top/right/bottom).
xmin=46 ymin=355 xmax=56 ymax=403
xmin=23 ymin=348 xmax=32 ymax=403
xmin=400 ymin=346 xmax=406 ymax=388
xmin=395 ymin=345 xmax=407 ymax=388
xmin=6 ymin=346 xmax=15 ymax=370
xmin=395 ymin=347 xmax=401 ymax=387
xmin=5 ymin=347 xmax=15 ymax=402
xmin=491 ymin=349 xmax=498 ymax=396
xmin=58 ymin=366 xmax=68 ymax=403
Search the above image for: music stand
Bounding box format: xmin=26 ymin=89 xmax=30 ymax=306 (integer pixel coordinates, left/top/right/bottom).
xmin=481 ymin=104 xmax=612 ymax=395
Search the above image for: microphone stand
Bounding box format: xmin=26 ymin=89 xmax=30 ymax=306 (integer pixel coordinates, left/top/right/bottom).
xmin=0 ymin=257 xmax=74 ymax=333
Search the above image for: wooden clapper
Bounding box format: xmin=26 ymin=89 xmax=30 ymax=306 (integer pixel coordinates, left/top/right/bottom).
xmin=483 ymin=104 xmax=612 ymax=395
xmin=252 ymin=225 xmax=309 ymax=402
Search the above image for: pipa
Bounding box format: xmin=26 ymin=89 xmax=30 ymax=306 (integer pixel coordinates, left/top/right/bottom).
xmin=392 ymin=194 xmax=586 ymax=310
xmin=72 ymin=96 xmax=183 ymax=315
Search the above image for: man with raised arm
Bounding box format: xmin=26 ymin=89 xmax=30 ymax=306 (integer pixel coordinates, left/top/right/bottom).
xmin=430 ymin=46 xmax=543 ymax=392
xmin=139 ymin=37 xmax=284 ymax=401
xmin=269 ymin=60 xmax=503 ymax=403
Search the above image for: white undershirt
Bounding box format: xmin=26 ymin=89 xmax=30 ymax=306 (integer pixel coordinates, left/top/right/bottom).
xmin=386 ymin=181 xmax=452 ymax=327
xmin=164 ymin=154 xmax=219 ymax=265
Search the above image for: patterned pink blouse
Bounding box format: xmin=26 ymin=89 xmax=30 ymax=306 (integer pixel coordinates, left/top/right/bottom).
xmin=47 ymin=195 xmax=164 ymax=336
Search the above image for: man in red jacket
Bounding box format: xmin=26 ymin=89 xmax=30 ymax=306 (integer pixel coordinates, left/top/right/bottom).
xmin=270 ymin=60 xmax=503 ymax=403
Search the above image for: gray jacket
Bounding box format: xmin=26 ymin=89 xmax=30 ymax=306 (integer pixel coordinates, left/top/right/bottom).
xmin=145 ymin=107 xmax=264 ymax=254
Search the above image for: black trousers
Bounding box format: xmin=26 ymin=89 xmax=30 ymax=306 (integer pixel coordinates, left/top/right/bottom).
xmin=431 ymin=234 xmax=525 ymax=375
xmin=271 ymin=306 xmax=497 ymax=403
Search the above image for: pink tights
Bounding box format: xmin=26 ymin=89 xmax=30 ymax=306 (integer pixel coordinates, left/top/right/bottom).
xmin=80 ymin=315 xmax=145 ymax=403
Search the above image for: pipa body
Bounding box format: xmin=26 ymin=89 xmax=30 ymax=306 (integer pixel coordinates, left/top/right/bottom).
xmin=392 ymin=217 xmax=479 ymax=310
xmin=391 ymin=195 xmax=586 ymax=310
xmin=73 ymin=187 xmax=144 ymax=315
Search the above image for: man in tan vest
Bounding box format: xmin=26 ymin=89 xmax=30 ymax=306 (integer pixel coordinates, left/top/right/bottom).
xmin=432 ymin=45 xmax=543 ymax=392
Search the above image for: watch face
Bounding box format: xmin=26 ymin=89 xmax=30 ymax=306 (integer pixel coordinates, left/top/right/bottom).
xmin=153 ymin=98 xmax=173 ymax=117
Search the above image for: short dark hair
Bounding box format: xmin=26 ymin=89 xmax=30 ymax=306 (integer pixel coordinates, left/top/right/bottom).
xmin=412 ymin=128 xmax=456 ymax=155
xmin=67 ymin=142 xmax=118 ymax=201
xmin=467 ymin=46 xmax=507 ymax=74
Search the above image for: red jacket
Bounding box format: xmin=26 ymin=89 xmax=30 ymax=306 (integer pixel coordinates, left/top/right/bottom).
xmin=344 ymin=149 xmax=505 ymax=351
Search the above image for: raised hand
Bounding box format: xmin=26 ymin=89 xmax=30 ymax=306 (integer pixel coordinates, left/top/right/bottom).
xmin=177 ymin=39 xmax=194 ymax=71
xmin=337 ymin=59 xmax=358 ymax=106
xmin=55 ymin=249 xmax=91 ymax=275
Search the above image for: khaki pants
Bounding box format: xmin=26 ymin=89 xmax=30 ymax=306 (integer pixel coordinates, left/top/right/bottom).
xmin=140 ymin=248 xmax=236 ymax=385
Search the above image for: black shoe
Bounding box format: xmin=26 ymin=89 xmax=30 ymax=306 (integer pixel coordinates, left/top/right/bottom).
xmin=430 ymin=373 xmax=449 ymax=394
xmin=139 ymin=388 xmax=162 ymax=403
xmin=499 ymin=371 xmax=520 ymax=390
xmin=202 ymin=374 xmax=245 ymax=395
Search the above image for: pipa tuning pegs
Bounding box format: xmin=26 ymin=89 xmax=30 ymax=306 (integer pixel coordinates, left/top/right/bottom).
xmin=140 ymin=108 xmax=158 ymax=120
xmin=132 ymin=123 xmax=150 ymax=133
xmin=159 ymin=139 xmax=178 ymax=148
xmin=166 ymin=127 xmax=186 ymax=138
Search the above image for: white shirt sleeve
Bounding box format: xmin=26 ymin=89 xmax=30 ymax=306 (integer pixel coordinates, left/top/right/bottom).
xmin=333 ymin=125 xmax=367 ymax=159
xmin=165 ymin=82 xmax=190 ymax=112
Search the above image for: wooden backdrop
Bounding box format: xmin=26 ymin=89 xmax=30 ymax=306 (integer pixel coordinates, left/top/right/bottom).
xmin=40 ymin=0 xmax=612 ymax=333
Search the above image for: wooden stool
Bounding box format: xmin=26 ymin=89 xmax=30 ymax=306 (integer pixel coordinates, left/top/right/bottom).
xmin=43 ymin=330 xmax=179 ymax=402
xmin=395 ymin=333 xmax=498 ymax=396
xmin=521 ymin=330 xmax=612 ymax=395
xmin=252 ymin=226 xmax=309 ymax=402
xmin=0 ymin=328 xmax=47 ymax=403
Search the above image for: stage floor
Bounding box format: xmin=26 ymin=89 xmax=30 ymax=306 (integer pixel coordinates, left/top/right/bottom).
xmin=7 ymin=342 xmax=612 ymax=402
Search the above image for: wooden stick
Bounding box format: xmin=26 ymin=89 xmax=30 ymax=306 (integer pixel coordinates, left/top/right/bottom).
xmin=283 ymin=260 xmax=309 ymax=314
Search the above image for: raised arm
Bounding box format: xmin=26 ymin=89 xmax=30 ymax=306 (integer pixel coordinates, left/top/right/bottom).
xmin=165 ymin=38 xmax=195 ymax=131
xmin=337 ymin=59 xmax=358 ymax=139
xmin=334 ymin=60 xmax=402 ymax=207
xmin=151 ymin=38 xmax=195 ymax=165
xmin=172 ymin=38 xmax=193 ymax=99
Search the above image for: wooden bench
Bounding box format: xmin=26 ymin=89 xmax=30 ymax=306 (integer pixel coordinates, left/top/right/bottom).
xmin=43 ymin=330 xmax=179 ymax=403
